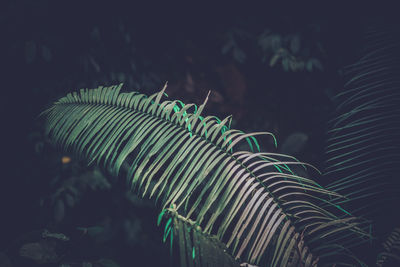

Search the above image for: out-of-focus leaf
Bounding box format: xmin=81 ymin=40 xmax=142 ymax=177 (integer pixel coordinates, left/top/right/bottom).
xmin=19 ymin=242 xmax=58 ymax=264
xmin=306 ymin=60 xmax=313 ymax=72
xmin=42 ymin=229 xmax=69 ymax=241
xmin=124 ymin=219 xmax=141 ymax=242
xmin=117 ymin=73 xmax=126 ymax=82
xmin=289 ymin=59 xmax=298 ymax=72
xmin=233 ymin=47 xmax=246 ymax=63
xmin=297 ymin=61 xmax=305 ymax=71
xmin=77 ymin=226 xmax=105 ymax=237
xmin=64 ymin=193 xmax=75 ymax=207
xmin=282 ymin=58 xmax=289 ymax=71
xmin=269 ymin=53 xmax=281 ymax=67
xmin=85 ymin=169 xmax=111 ymax=190
xmin=270 ymin=35 xmax=282 ymax=51
xmin=290 ymin=35 xmax=301 ymax=54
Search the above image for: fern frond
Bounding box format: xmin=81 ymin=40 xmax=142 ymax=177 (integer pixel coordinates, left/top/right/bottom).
xmin=44 ymin=84 xmax=367 ymax=266
xmin=159 ymin=205 xmax=241 ymax=267
xmin=323 ymin=27 xmax=400 ymax=232
xmin=376 ymin=227 xmax=400 ymax=267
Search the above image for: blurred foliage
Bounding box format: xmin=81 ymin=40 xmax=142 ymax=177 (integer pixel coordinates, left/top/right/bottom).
xmin=1 ymin=128 xmax=170 ymax=266
xmin=221 ymin=26 xmax=324 ymax=72
xmin=3 ymin=1 xmax=395 ymax=266
xmin=258 ymin=28 xmax=324 ymax=72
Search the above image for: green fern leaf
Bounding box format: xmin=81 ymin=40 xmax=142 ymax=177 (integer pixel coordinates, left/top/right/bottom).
xmin=44 ymin=84 xmax=368 ymax=266
xmin=324 ymin=27 xmax=400 ymax=236
xmin=376 ymin=227 xmax=400 ymax=267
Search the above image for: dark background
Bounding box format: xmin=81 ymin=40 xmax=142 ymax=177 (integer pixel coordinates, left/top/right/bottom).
xmin=1 ymin=1 xmax=398 ymax=266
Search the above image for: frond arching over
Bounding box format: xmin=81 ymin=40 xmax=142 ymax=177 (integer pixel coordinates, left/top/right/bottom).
xmin=323 ymin=28 xmax=400 ymax=233
xmin=44 ymin=84 xmax=368 ymax=266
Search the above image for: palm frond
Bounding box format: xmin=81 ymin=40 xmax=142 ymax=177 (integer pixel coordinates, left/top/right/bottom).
xmin=44 ymin=84 xmax=368 ymax=266
xmin=376 ymin=227 xmax=400 ymax=267
xmin=159 ymin=205 xmax=240 ymax=267
xmin=323 ymin=27 xmax=400 ymax=231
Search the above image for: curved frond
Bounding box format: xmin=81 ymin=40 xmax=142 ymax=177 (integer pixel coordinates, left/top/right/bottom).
xmin=376 ymin=227 xmax=400 ymax=267
xmin=158 ymin=205 xmax=240 ymax=267
xmin=323 ymin=27 xmax=400 ymax=234
xmin=44 ymin=84 xmax=367 ymax=266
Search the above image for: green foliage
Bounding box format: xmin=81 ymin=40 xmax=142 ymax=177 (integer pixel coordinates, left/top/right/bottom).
xmin=159 ymin=205 xmax=240 ymax=267
xmin=258 ymin=30 xmax=323 ymax=72
xmin=44 ymin=84 xmax=369 ymax=266
xmin=220 ymin=26 xmax=324 ymax=72
xmin=323 ymin=28 xmax=400 ymax=234
xmin=376 ymin=227 xmax=400 ymax=266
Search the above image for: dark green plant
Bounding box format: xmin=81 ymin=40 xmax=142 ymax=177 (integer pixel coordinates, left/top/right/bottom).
xmin=220 ymin=26 xmax=324 ymax=72
xmin=323 ymin=28 xmax=400 ymax=235
xmin=320 ymin=27 xmax=400 ymax=266
xmin=258 ymin=30 xmax=323 ymax=72
xmin=43 ymin=84 xmax=369 ymax=266
xmin=376 ymin=227 xmax=400 ymax=266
